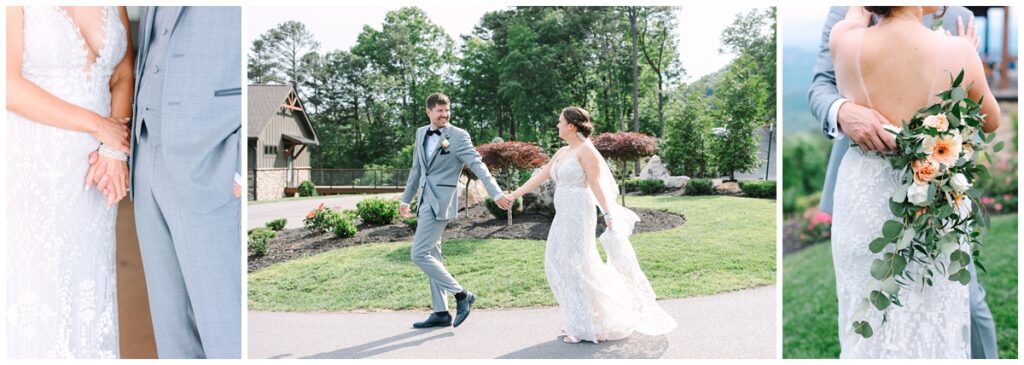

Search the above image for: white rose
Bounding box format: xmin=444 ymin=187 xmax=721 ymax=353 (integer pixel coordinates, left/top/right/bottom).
xmin=950 ymin=173 xmax=972 ymax=192
xmin=907 ymin=182 xmax=930 ymax=206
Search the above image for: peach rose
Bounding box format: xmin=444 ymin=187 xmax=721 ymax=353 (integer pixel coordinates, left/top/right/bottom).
xmin=912 ymin=159 xmax=938 ymax=185
xmin=923 ymin=113 xmax=949 ymax=132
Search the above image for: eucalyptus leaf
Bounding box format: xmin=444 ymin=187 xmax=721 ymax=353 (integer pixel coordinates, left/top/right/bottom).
xmin=869 ymin=290 xmax=891 ymax=310
xmin=882 ymin=220 xmax=903 ymax=239
xmin=869 ymin=238 xmax=889 ymax=254
xmin=853 ymin=321 xmax=874 ymax=338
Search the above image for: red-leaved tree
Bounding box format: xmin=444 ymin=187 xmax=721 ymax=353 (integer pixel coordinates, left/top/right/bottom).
xmin=592 ymin=132 xmax=659 ymax=207
xmin=477 ymin=141 xmax=548 ymax=224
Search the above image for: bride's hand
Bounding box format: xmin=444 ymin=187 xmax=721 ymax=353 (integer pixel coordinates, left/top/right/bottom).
xmin=604 ymin=216 xmax=614 ymax=231
xmin=90 ymin=116 xmax=131 ymax=153
xmin=89 ymin=154 xmax=128 ymax=208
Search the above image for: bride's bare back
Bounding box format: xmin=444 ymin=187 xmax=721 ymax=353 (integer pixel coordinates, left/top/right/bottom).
xmin=831 ymin=8 xmax=999 ymax=131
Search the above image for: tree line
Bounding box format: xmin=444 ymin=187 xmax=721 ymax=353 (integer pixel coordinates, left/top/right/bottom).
xmin=249 ymin=6 xmax=775 ymax=179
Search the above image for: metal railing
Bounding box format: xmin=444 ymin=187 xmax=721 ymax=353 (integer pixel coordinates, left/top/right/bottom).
xmin=310 ymin=168 xmax=411 ymax=189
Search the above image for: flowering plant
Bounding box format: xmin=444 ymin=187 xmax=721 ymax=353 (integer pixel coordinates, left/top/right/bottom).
xmin=851 ymin=70 xmax=1002 ymax=338
xmin=799 ymin=209 xmax=832 ymax=244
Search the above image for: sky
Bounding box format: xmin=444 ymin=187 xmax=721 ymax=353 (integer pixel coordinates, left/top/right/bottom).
xmin=247 ymin=6 xmax=768 ymax=82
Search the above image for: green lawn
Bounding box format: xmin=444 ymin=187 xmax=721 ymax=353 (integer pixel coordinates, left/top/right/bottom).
xmin=248 ymin=195 xmax=777 ymax=311
xmin=783 ymin=214 xmax=1018 ymax=359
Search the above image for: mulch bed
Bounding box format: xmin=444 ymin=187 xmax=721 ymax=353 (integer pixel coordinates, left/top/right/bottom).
xmin=248 ymin=204 xmax=685 ymax=272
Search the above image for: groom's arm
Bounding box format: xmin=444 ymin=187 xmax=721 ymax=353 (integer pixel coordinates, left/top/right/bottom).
xmin=453 ymin=130 xmax=503 ymax=200
xmin=400 ymin=140 xmax=422 ymax=206
xmin=807 ymin=6 xmax=847 ymax=140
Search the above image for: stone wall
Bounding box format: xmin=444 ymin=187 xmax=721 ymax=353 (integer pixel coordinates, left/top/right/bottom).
xmin=253 ymin=169 xmax=287 ymax=201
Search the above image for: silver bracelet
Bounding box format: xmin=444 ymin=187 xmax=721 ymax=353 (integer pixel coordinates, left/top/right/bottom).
xmin=98 ymin=144 xmax=129 ymax=162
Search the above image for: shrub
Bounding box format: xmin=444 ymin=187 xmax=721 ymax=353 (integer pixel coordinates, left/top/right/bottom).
xmin=298 ymin=180 xmax=317 ymax=197
xmin=357 ymin=197 xmax=400 ymax=225
xmin=637 ymin=179 xmax=666 ymax=195
xmin=781 ymin=133 xmax=831 ymax=216
xmin=686 ymin=178 xmax=713 ymax=195
xmin=799 ymin=207 xmax=832 ymax=245
xmin=624 ymin=178 xmax=642 ymax=193
xmin=485 ymin=198 xmax=521 ymax=220
xmin=304 ymin=203 xmax=339 ymax=234
xmin=331 ymin=217 xmax=357 ymax=238
xmin=739 ymin=180 xmax=776 ymax=199
xmin=247 ymin=227 xmax=275 ymax=257
xmin=341 ymin=209 xmax=359 ymax=221
xmin=265 ymin=218 xmax=287 ymax=231
xmin=402 ymin=217 xmax=418 ymax=231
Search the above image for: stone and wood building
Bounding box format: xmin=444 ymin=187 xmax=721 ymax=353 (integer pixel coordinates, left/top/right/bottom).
xmin=248 ymin=84 xmax=319 ymax=200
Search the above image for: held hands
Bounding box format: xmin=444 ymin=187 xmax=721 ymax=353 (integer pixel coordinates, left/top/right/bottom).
xmin=85 ymin=151 xmax=129 ymax=208
xmin=495 ymin=194 xmax=515 ymax=210
xmin=90 ymin=116 xmax=131 ymax=153
xmin=837 ymin=102 xmax=897 ymax=152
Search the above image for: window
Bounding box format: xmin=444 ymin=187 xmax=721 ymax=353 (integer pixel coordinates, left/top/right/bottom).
xmin=264 ymin=145 xmax=278 ymax=155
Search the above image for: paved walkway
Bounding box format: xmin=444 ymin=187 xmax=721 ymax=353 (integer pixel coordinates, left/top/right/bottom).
xmin=248 ymin=285 xmax=776 ymax=359
xmin=247 ymin=193 xmax=396 ymax=229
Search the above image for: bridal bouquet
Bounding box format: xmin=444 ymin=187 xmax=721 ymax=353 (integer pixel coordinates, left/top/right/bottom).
xmin=852 ymin=70 xmax=1002 ymax=338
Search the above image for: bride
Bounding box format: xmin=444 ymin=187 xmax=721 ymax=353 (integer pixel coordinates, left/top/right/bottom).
xmin=6 ymin=6 xmax=134 ymax=358
xmin=499 ymin=107 xmax=677 ymax=344
xmin=829 ymin=6 xmax=999 ymax=358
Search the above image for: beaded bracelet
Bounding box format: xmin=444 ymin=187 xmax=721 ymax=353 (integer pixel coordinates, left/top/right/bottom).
xmin=98 ymin=144 xmax=129 ymax=162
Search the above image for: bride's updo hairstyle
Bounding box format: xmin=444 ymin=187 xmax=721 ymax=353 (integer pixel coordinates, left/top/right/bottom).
xmin=864 ymin=6 xmax=947 ymax=18
xmin=561 ymin=106 xmax=594 ymax=138
xmin=863 ymin=6 xmax=895 ymax=17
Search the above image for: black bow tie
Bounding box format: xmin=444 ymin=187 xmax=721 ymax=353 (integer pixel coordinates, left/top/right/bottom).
xmin=426 ymin=129 xmax=442 ymax=136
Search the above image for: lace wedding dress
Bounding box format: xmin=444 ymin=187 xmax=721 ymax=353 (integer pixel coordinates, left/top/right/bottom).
xmin=545 ymin=145 xmax=677 ymax=343
xmin=6 ymin=6 xmax=126 ymax=358
xmin=830 ymin=26 xmax=970 ymax=358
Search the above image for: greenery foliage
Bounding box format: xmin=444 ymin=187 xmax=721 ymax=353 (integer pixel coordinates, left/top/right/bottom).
xmin=356 ymin=197 xmax=401 ymax=226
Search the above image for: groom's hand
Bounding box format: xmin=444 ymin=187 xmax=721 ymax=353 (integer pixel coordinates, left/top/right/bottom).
xmin=951 ymin=16 xmax=979 ymax=50
xmin=837 ymin=102 xmax=896 ymax=152
xmin=495 ymin=195 xmax=514 ymax=210
xmin=399 ymin=203 xmax=411 ymax=218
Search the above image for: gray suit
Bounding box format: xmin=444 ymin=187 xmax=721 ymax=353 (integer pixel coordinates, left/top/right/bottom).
xmin=130 ymin=6 xmax=241 ymax=359
xmin=401 ymin=124 xmax=502 ymax=311
xmin=808 ymin=6 xmax=997 ymax=358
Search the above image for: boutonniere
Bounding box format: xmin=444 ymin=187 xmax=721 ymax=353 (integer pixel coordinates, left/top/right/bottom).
xmin=440 ymin=137 xmax=450 ymax=151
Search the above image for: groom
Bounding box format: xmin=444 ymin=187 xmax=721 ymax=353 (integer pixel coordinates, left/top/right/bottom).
xmin=91 ymin=6 xmax=242 ymax=358
xmin=809 ymin=6 xmax=998 ymax=359
xmin=399 ymin=93 xmax=511 ymax=328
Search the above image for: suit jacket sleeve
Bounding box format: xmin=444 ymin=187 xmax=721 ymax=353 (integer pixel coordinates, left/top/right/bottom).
xmin=401 ymin=129 xmax=422 ymax=205
xmin=807 ymin=6 xmax=847 ymax=140
xmin=454 ymin=130 xmax=502 ymax=199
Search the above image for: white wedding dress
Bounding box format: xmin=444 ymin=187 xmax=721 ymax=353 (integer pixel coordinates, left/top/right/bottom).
xmin=830 ymin=27 xmax=970 ymax=358
xmin=6 ymin=6 xmax=126 ymax=358
xmin=545 ymin=145 xmax=677 ymax=343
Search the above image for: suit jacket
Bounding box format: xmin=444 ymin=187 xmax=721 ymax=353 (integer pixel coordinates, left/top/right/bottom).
xmin=130 ymin=6 xmax=242 ymax=213
xmin=808 ymin=6 xmax=975 ymax=213
xmin=401 ymin=125 xmax=502 ymax=220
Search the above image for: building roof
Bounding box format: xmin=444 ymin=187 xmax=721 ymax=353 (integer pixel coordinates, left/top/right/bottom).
xmin=247 ymin=84 xmax=318 ymax=142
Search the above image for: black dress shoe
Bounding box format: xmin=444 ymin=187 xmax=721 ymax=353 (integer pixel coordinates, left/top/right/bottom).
xmin=453 ymin=292 xmax=476 ymax=327
xmin=412 ymin=313 xmax=452 ymax=328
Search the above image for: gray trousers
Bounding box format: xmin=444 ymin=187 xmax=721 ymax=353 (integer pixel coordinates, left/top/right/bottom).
xmin=412 ymin=203 xmax=463 ymax=312
xmin=970 ymin=263 xmax=998 ymax=359
xmin=133 ymin=126 xmax=241 ymax=358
